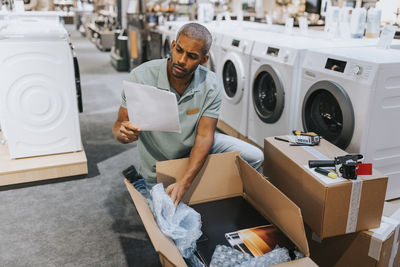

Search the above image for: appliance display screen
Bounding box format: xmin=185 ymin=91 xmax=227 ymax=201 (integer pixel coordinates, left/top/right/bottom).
xmin=266 ymin=47 xmax=279 ymax=57
xmin=325 ymin=58 xmax=347 ymax=73
xmin=232 ymin=40 xmax=240 ymax=47
xmin=305 ymin=0 xmax=321 ymax=14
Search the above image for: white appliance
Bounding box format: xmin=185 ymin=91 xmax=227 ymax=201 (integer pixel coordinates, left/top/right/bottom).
xmin=296 ymin=46 xmax=400 ymax=200
xmin=247 ymin=34 xmax=302 ymax=147
xmin=0 ymin=20 xmax=82 ymax=158
xmin=247 ymin=33 xmax=400 ymax=148
xmin=217 ymin=30 xmax=258 ymax=136
xmin=159 ymin=20 xmax=238 ymax=73
xmin=160 ymin=21 xmax=188 ymax=59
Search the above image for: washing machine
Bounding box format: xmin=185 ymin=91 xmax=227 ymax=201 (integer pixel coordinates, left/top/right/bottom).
xmin=246 ymin=33 xmax=400 ymax=148
xmin=217 ymin=30 xmax=262 ymax=136
xmin=0 ymin=20 xmax=82 ymax=159
xmin=296 ymin=46 xmax=400 ymax=199
xmin=159 ymin=20 xmax=231 ymax=73
xmin=160 ymin=21 xmax=188 ymax=59
xmin=247 ymin=34 xmax=312 ymax=147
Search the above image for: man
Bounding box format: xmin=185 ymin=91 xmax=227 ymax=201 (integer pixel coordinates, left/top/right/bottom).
xmin=113 ymin=23 xmax=263 ymax=206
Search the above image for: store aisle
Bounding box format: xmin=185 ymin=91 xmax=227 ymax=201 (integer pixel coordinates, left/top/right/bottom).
xmin=0 ymin=26 xmax=160 ymax=267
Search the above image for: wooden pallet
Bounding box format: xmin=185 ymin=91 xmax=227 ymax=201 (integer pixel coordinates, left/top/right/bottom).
xmin=0 ymin=134 xmax=88 ymax=186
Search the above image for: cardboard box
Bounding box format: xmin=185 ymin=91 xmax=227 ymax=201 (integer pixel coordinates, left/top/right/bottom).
xmin=264 ymin=136 xmax=388 ymax=239
xmin=307 ymin=202 xmax=400 ymax=267
xmin=125 ymin=152 xmax=317 ymax=267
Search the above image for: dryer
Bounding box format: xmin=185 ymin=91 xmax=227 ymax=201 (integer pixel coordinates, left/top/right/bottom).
xmin=0 ymin=20 xmax=82 ymax=159
xmin=296 ymin=46 xmax=400 ymax=199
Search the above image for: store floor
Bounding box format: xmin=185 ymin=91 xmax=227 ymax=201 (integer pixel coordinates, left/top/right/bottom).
xmin=0 ymin=25 xmax=160 ymax=266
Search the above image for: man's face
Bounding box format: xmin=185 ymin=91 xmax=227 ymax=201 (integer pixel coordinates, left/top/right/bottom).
xmin=169 ymin=34 xmax=208 ymax=79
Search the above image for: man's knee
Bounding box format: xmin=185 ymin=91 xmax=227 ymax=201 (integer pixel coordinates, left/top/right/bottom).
xmin=240 ymin=145 xmax=264 ymax=173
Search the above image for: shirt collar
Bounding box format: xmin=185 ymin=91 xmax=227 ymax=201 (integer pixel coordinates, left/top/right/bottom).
xmin=157 ymin=58 xmax=170 ymax=91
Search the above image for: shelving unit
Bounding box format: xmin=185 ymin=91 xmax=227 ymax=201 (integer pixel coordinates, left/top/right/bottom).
xmin=53 ymin=0 xmax=75 ymax=24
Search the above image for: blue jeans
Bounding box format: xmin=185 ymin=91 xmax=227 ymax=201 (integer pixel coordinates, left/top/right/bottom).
xmin=133 ymin=132 xmax=264 ymax=195
xmin=210 ymin=132 xmax=264 ymax=173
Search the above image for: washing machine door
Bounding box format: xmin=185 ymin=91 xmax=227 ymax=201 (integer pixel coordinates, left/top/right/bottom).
xmin=252 ymin=64 xmax=285 ymax=123
xmin=203 ymin=50 xmax=215 ymax=72
xmin=162 ymin=37 xmax=171 ymax=58
xmin=221 ymin=53 xmax=245 ymax=104
xmin=302 ymin=80 xmax=354 ymax=150
xmin=147 ymin=30 xmax=162 ymax=60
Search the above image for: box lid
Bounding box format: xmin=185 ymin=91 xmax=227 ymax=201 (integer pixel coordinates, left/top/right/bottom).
xmin=125 ymin=179 xmax=187 ymax=266
xmin=267 ymin=136 xmax=386 ymax=184
xmin=156 ymin=151 xmax=243 ymax=205
xmin=128 ymin=152 xmax=312 ymax=266
xmin=237 ymin=156 xmax=310 ymax=257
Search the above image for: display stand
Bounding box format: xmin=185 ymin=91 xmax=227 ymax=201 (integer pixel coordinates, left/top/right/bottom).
xmin=0 ymin=132 xmax=88 ymax=186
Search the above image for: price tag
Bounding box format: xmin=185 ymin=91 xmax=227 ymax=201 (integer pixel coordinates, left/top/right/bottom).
xmin=377 ymin=25 xmax=398 ymax=49
xmin=266 ymin=14 xmax=273 ymax=26
xmin=285 ymin=18 xmax=294 ymax=34
xmin=298 ymin=17 xmax=308 ymax=35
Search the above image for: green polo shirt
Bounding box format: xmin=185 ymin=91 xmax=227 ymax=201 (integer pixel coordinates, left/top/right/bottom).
xmin=121 ymin=58 xmax=222 ymax=183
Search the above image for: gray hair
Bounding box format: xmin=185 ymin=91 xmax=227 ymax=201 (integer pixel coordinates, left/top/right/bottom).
xmin=176 ymin=23 xmax=212 ymax=56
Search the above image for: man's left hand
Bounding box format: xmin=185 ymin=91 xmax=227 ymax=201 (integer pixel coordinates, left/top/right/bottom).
xmin=166 ymin=180 xmax=190 ymax=207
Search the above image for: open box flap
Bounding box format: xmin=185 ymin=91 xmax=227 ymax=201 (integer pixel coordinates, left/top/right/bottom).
xmin=276 ymin=257 xmax=318 ymax=266
xmin=124 ymin=179 xmax=187 ymax=267
xmin=156 ymin=152 xmax=243 ymax=205
xmin=237 ymin=156 xmax=310 ymax=257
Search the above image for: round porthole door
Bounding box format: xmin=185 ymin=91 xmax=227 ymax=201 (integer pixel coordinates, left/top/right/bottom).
xmin=221 ymin=53 xmax=245 ymax=104
xmin=162 ymin=37 xmax=171 ymax=58
xmin=252 ymin=65 xmax=285 ymax=123
xmin=203 ymin=50 xmax=215 ymax=72
xmin=302 ymin=80 xmax=354 ymax=150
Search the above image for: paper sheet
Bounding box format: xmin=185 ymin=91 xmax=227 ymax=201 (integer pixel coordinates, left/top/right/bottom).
xmin=123 ymin=81 xmax=181 ymax=133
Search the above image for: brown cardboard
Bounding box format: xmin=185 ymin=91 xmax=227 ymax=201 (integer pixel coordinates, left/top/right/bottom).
xmin=306 ymin=202 xmax=400 ymax=267
xmin=264 ymin=136 xmax=388 ymax=239
xmin=0 ymin=131 xmax=88 ymax=186
xmin=125 ymin=152 xmax=317 ymax=267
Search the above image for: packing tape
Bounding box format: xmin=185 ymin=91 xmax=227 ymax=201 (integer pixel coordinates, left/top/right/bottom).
xmin=368 ymin=214 xmax=400 ymax=265
xmin=288 ymin=136 xmax=330 ymax=160
xmin=289 ymin=136 xmax=363 ymax=234
xmin=346 ymin=180 xmax=362 ymax=233
xmin=387 ymin=215 xmax=400 ymax=267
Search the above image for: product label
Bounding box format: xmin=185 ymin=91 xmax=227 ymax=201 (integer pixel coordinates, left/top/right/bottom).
xmin=377 ymin=25 xmax=398 ymax=49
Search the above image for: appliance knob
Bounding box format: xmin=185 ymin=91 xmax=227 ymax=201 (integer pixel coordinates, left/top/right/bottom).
xmin=284 ymin=51 xmax=290 ymax=62
xmin=353 ymin=65 xmax=362 ymax=75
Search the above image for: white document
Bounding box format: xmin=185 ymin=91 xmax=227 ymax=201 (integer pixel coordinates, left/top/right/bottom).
xmin=123 ymin=81 xmax=181 ymax=133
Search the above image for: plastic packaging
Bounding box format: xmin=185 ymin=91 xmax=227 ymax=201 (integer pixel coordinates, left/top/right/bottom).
xmin=339 ymin=7 xmax=353 ymax=39
xmin=350 ymin=7 xmax=367 ymax=38
xmin=324 ymin=6 xmax=340 ymax=38
xmin=209 ymin=245 xmax=252 ymax=266
xmin=365 ymin=7 xmax=382 ymax=38
xmin=210 ymin=245 xmax=301 ymax=267
xmin=147 ymin=183 xmax=203 ymax=266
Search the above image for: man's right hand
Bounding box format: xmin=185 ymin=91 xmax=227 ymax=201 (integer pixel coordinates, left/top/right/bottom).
xmin=118 ymin=121 xmax=141 ymax=143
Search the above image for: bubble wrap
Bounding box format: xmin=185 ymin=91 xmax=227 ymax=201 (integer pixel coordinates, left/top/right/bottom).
xmin=210 ymin=245 xmax=298 ymax=267
xmin=147 ymin=183 xmax=203 ymax=266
